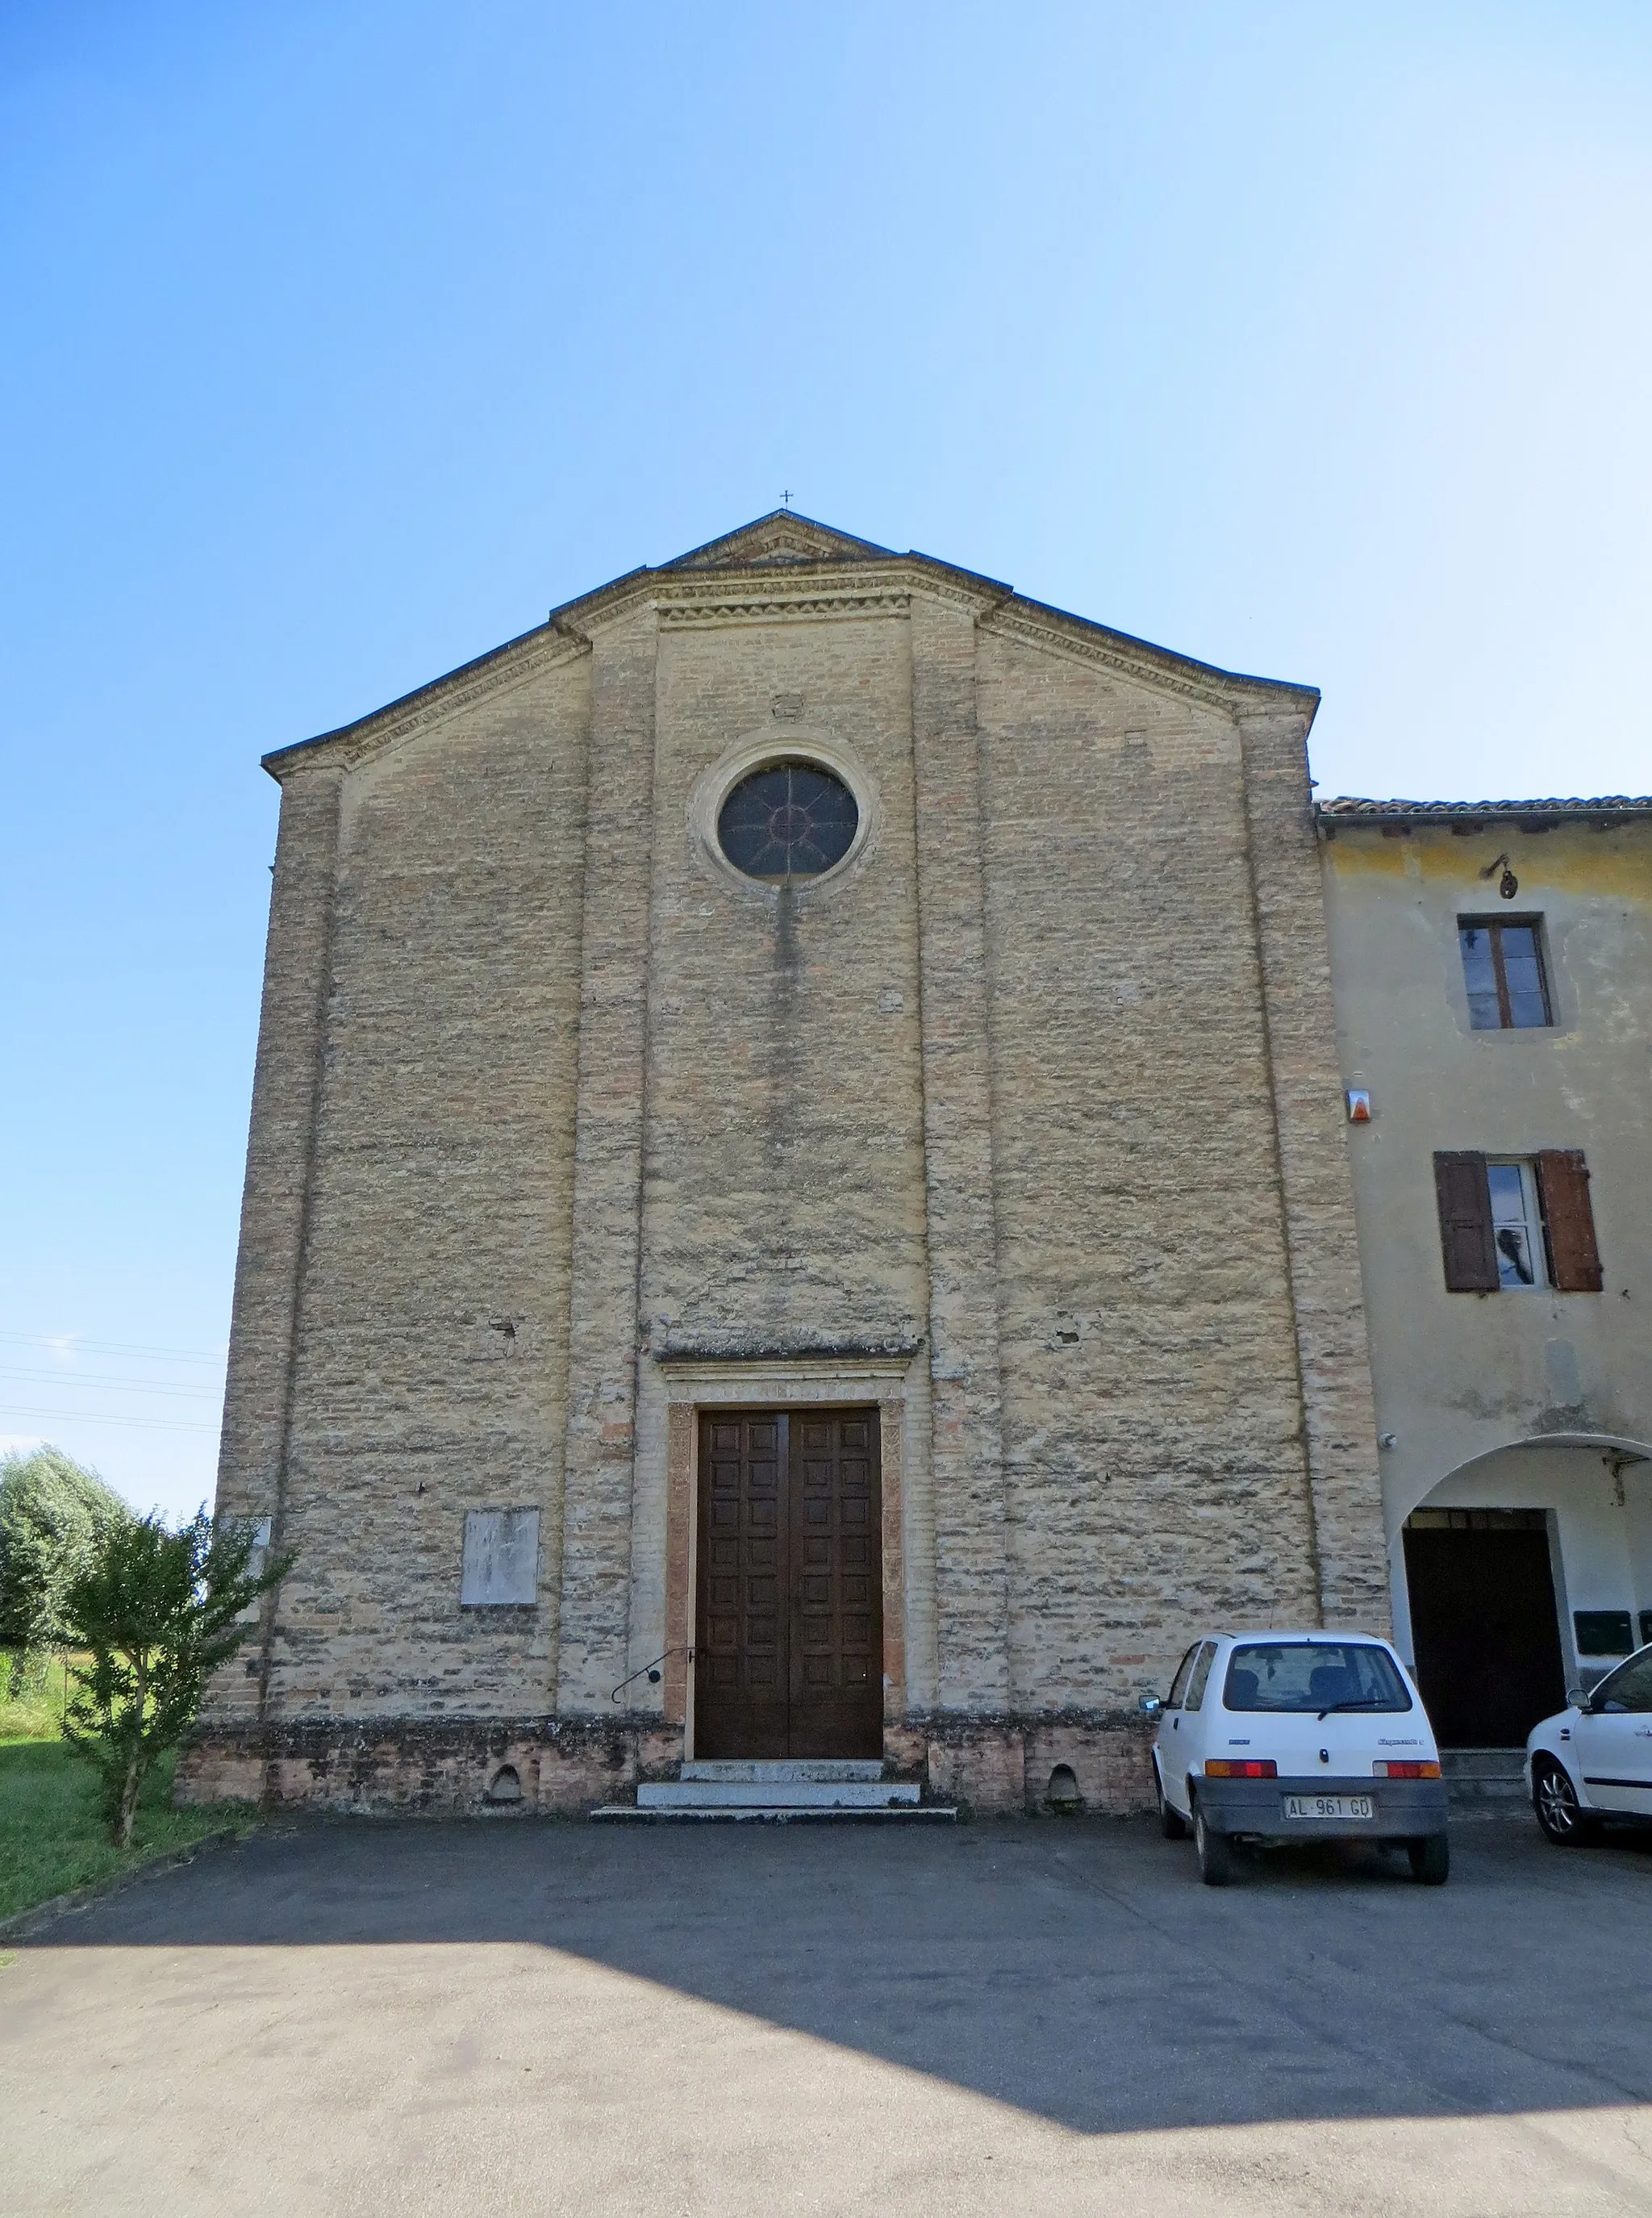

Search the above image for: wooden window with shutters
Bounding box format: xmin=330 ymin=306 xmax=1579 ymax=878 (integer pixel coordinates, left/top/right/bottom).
xmin=1535 ymin=1149 xmax=1604 ymax=1292
xmin=1433 ymin=1149 xmax=1602 ymax=1293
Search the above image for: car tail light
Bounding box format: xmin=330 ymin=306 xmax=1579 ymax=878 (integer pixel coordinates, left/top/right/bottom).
xmin=1204 ymin=1759 xmax=1277 ymax=1778
xmin=1372 ymin=1761 xmax=1441 ymax=1778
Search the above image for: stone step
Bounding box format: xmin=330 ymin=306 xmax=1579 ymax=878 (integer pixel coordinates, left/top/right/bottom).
xmin=680 ymin=1759 xmax=885 ymax=1783
xmin=638 ymin=1778 xmax=921 ymax=1811
xmin=590 ymin=1802 xmax=956 ymax=1824
xmin=1441 ymin=1748 xmax=1529 ymax=1811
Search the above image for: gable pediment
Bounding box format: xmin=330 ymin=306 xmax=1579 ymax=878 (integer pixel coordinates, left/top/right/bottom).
xmin=667 ymin=511 xmax=894 ymax=570
xmin=266 ymin=512 xmax=1318 ymax=779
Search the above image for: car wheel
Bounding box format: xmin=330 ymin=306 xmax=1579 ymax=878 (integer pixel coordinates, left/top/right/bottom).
xmin=1533 ymin=1757 xmax=1602 ymax=1847
xmin=1407 ymin=1833 xmax=1450 ymax=1886
xmin=1193 ymin=1798 xmax=1235 ymax=1886
xmin=1155 ymin=1759 xmax=1189 ymax=1840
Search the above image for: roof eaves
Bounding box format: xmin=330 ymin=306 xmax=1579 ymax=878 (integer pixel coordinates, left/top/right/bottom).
xmin=1317 ymin=796 xmax=1652 ymax=827
xmin=261 ymin=615 xmax=578 ymax=779
xmin=986 ymin=587 xmax=1320 ymax=712
xmin=261 ymin=522 xmax=1326 ymax=778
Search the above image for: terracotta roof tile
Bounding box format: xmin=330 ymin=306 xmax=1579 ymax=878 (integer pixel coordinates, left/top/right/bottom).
xmin=1316 ymin=795 xmax=1652 ymax=822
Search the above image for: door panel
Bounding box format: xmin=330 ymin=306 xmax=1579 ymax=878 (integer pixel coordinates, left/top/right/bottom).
xmin=1157 ymin=1644 xmax=1198 ymax=1813
xmin=790 ymin=1411 xmax=882 ymax=1756
xmin=696 ymin=1413 xmax=788 ymax=1757
xmin=1404 ymin=1518 xmax=1567 ymax=1748
xmin=1575 ymin=1650 xmax=1652 ymax=1812
xmin=1574 ymin=1713 xmax=1652 ymax=1812
xmin=1176 ymin=1640 xmax=1217 ymax=1795
xmin=695 ymin=1407 xmax=882 ymax=1760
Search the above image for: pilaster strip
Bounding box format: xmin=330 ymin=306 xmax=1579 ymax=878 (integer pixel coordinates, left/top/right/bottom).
xmin=909 ymin=595 xmax=1012 ymax=1708
xmin=555 ymin=609 xmax=660 ymax=1710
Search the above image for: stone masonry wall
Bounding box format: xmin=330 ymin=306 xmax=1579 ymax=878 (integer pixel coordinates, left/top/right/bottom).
xmin=192 ymin=528 xmax=1386 ymax=1812
xmin=202 ymin=645 xmax=593 ymax=1739
xmin=976 ymin=619 xmax=1326 ymax=1710
xmin=209 ymin=763 xmax=343 ymax=1726
xmin=623 ymin=608 xmax=933 ymax=1698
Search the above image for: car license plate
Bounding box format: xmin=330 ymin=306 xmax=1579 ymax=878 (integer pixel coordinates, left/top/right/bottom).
xmin=1281 ymin=1794 xmax=1374 ymax=1822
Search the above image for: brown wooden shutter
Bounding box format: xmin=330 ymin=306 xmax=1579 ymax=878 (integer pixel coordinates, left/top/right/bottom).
xmin=1537 ymin=1150 xmax=1603 ymax=1292
xmin=1433 ymin=1151 xmax=1498 ymax=1291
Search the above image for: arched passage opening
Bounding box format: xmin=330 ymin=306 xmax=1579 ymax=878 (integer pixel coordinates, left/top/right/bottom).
xmin=1393 ymin=1435 xmax=1652 ymax=1748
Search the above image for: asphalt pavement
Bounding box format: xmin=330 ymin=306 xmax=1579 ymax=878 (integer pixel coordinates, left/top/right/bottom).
xmin=2 ymin=1811 xmax=1650 ymax=2216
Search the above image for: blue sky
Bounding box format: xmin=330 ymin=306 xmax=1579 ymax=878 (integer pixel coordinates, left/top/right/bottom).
xmin=3 ymin=2 xmax=1650 ymax=1519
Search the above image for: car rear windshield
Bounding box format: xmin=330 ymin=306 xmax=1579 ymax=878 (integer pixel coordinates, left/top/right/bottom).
xmin=1222 ymin=1642 xmax=1412 ymax=1715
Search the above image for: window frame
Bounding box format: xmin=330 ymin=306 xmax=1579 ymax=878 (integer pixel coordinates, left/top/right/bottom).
xmin=1458 ymin=916 xmax=1552 ymax=1030
xmin=1184 ymin=1642 xmax=1217 ymax=1713
xmin=1220 ymin=1640 xmax=1414 ymax=1716
xmin=715 ymin=758 xmax=861 ymax=884
xmin=1166 ymin=1644 xmax=1200 ymax=1710
xmin=1486 ymin=1157 xmax=1550 ymax=1291
xmin=1590 ymin=1648 xmax=1652 ymax=1711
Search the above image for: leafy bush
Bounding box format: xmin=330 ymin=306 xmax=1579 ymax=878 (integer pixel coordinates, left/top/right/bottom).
xmin=6 ymin=1647 xmax=52 ymax=1699
xmin=0 ymin=1447 xmax=131 ymax=1673
xmin=63 ymin=1508 xmax=290 ymax=1844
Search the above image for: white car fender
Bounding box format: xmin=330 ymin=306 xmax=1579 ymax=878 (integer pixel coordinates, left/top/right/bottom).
xmin=1526 ymin=1707 xmax=1587 ymax=1802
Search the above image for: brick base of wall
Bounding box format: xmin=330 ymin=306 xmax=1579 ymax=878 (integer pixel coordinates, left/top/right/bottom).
xmin=176 ymin=1711 xmax=1158 ymax=1817
xmin=889 ymin=1711 xmax=1157 ymax=1817
xmin=174 ymin=1715 xmax=686 ymax=1815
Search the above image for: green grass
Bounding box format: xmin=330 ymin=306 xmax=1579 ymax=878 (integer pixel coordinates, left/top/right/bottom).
xmin=1 ymin=1652 xmax=78 ymax=1743
xmin=1 ymin=1660 xmax=258 ymax=1923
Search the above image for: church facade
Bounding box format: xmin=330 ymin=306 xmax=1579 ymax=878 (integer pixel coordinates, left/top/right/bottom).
xmin=181 ymin=513 xmax=1389 ymax=1815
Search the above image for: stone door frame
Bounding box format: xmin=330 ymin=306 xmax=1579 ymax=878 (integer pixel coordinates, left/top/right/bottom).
xmin=656 ymin=1357 xmax=912 ymax=1760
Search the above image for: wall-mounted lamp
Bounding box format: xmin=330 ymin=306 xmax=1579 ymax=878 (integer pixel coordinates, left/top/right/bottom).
xmin=1346 ymin=1088 xmax=1373 ymax=1122
xmin=1478 ymin=852 xmax=1519 ymax=900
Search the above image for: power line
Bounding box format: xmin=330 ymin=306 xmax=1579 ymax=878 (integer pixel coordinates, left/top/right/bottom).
xmin=0 ymin=1366 xmax=223 ymax=1400
xmin=0 ymin=1330 xmax=226 ymax=1367
xmin=0 ymin=1405 xmax=219 ymax=1436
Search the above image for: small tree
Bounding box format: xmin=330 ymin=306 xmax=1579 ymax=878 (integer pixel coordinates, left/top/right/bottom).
xmin=63 ymin=1509 xmax=292 ymax=1846
xmin=0 ymin=1447 xmax=131 ymax=1688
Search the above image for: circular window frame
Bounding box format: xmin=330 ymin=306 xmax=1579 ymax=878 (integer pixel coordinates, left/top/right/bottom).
xmin=690 ymin=729 xmax=879 ymax=901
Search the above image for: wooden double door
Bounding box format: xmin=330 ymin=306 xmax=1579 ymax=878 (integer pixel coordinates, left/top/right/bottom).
xmin=1404 ymin=1512 xmax=1567 ymax=1748
xmin=695 ymin=1407 xmax=882 ymax=1759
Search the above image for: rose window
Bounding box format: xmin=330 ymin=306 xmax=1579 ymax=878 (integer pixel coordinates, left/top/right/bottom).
xmin=716 ymin=761 xmax=859 ymax=882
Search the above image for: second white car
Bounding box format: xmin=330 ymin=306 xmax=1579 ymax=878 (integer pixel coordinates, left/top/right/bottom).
xmin=1526 ymin=1642 xmax=1652 ymax=1844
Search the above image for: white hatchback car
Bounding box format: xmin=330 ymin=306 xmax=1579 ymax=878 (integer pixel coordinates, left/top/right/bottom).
xmin=1526 ymin=1642 xmax=1652 ymax=1844
xmin=1143 ymin=1630 xmax=1450 ymax=1886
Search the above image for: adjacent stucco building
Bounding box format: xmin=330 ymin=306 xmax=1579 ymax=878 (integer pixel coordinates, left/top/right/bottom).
xmin=1319 ymin=799 xmax=1652 ymax=1748
xmin=181 ymin=512 xmax=1391 ymax=1815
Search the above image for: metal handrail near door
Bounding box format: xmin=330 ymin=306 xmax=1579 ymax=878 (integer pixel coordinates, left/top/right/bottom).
xmin=610 ymin=1648 xmax=689 ymax=1705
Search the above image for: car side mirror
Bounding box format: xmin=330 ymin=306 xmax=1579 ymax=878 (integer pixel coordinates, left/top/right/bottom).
xmin=1138 ymin=1694 xmax=1162 ymax=1719
xmin=1566 ymin=1687 xmax=1588 ymax=1712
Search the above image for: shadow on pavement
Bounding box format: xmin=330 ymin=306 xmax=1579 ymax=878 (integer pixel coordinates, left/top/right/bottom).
xmin=23 ymin=1811 xmax=1652 ymax=2136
